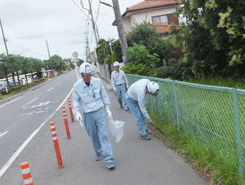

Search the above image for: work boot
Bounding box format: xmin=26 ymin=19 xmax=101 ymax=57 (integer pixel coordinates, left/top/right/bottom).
xmin=106 ymin=163 xmax=115 ymax=170
xmin=141 ymin=135 xmax=151 ymax=140
xmin=146 ymin=129 xmax=152 ymax=135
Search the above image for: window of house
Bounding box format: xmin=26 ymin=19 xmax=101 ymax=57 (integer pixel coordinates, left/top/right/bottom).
xmin=152 ymin=15 xmax=168 ymax=24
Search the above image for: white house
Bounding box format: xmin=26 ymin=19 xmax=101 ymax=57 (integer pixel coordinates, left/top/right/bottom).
xmin=113 ymin=0 xmax=181 ymax=34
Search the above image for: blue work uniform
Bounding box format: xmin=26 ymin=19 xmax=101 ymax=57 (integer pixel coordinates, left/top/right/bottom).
xmin=111 ymin=69 xmax=128 ymax=110
xmin=125 ymin=79 xmax=150 ymax=137
xmin=72 ymin=77 xmax=114 ymax=165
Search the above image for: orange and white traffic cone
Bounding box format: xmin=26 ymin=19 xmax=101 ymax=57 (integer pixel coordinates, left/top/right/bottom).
xmin=50 ymin=122 xmax=64 ymax=169
xmin=67 ymin=98 xmax=74 ymax=122
xmin=61 ymin=106 xmax=71 ymax=139
xmin=20 ymin=162 xmax=33 ymax=185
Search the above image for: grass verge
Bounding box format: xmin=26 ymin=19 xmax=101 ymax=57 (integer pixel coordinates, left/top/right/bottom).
xmin=0 ymin=78 xmax=48 ymax=100
xmin=149 ymin=111 xmax=245 ymax=185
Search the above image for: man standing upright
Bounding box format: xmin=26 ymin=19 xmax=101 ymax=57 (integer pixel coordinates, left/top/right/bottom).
xmin=72 ymin=62 xmax=115 ymax=170
xmin=111 ymin=61 xmax=129 ymax=111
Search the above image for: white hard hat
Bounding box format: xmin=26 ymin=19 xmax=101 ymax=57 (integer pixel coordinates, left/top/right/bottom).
xmin=113 ymin=61 xmax=119 ymax=67
xmin=147 ymin=81 xmax=159 ymax=96
xmin=79 ymin=62 xmax=94 ymax=75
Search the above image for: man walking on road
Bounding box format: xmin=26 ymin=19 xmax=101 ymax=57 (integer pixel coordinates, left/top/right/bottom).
xmin=111 ymin=61 xmax=129 ymax=111
xmin=125 ymin=79 xmax=159 ymax=140
xmin=72 ymin=62 xmax=115 ymax=170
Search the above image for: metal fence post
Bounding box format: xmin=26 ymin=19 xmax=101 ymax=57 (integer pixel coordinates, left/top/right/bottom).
xmin=173 ymin=81 xmax=180 ymax=131
xmin=232 ymin=88 xmax=243 ymax=178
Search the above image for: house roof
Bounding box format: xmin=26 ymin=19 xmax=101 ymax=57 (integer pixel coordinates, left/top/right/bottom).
xmin=127 ymin=0 xmax=180 ymax=12
xmin=113 ymin=0 xmax=179 ymax=26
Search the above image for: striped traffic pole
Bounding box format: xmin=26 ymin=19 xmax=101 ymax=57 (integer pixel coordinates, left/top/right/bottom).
xmin=50 ymin=122 xmax=64 ymax=169
xmin=61 ymin=106 xmax=71 ymax=139
xmin=20 ymin=162 xmax=33 ymax=185
xmin=67 ymin=97 xmax=74 ymax=122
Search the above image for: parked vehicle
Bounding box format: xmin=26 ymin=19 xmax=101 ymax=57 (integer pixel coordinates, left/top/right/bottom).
xmin=0 ymin=81 xmax=7 ymax=92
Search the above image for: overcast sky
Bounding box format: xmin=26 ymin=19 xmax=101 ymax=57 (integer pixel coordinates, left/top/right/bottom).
xmin=0 ymin=0 xmax=142 ymax=61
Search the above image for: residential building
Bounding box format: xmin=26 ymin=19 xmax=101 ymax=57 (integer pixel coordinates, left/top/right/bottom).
xmin=113 ymin=0 xmax=182 ymax=34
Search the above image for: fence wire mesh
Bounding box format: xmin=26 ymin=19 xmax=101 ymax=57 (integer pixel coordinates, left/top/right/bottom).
xmin=127 ymin=74 xmax=244 ymax=176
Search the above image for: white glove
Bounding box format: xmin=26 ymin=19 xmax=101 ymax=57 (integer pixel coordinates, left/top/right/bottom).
xmin=126 ymin=84 xmax=129 ymax=89
xmin=113 ymin=88 xmax=117 ymax=92
xmin=107 ymin=110 xmax=112 ymax=118
xmin=76 ymin=114 xmax=82 ymax=121
xmin=146 ymin=118 xmax=154 ymax=126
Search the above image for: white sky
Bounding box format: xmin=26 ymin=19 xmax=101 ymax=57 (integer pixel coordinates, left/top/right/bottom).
xmin=0 ymin=0 xmax=142 ymax=61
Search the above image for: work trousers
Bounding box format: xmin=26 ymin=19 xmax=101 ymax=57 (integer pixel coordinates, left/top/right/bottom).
xmin=83 ymin=109 xmax=114 ymax=164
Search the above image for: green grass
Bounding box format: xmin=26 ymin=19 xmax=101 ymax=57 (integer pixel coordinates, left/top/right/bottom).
xmin=149 ymin=111 xmax=245 ymax=185
xmin=186 ymin=77 xmax=245 ymax=90
xmin=127 ymin=74 xmax=245 ymax=184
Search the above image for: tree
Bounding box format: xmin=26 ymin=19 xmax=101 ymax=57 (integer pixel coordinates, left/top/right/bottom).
xmin=121 ymin=44 xmax=158 ymax=77
xmin=179 ymin=0 xmax=245 ymax=78
xmin=127 ymin=21 xmax=170 ymax=67
xmin=0 ymin=53 xmax=10 ymax=88
xmin=96 ymin=39 xmax=111 ymax=64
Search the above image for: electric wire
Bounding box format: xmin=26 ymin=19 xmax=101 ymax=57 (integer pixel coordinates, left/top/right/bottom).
xmin=71 ymin=0 xmax=90 ymax=19
xmin=8 ymin=26 xmax=89 ymax=40
xmin=94 ymin=0 xmax=101 ymax=24
xmin=7 ymin=41 xmax=48 ymax=58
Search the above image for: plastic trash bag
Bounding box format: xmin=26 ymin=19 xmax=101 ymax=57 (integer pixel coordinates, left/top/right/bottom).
xmin=108 ymin=117 xmax=124 ymax=143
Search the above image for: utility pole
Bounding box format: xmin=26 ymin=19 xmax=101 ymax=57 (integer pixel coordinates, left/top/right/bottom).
xmin=111 ymin=0 xmax=128 ymax=64
xmin=0 ymin=18 xmax=10 ymax=89
xmin=87 ymin=0 xmax=99 ymax=48
xmin=45 ymin=40 xmax=51 ymax=78
xmin=0 ymin=18 xmax=9 ymax=56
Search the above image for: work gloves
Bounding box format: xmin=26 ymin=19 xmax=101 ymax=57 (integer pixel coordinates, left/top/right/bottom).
xmin=146 ymin=118 xmax=154 ymax=126
xmin=126 ymin=84 xmax=129 ymax=89
xmin=76 ymin=114 xmax=82 ymax=121
xmin=107 ymin=110 xmax=112 ymax=118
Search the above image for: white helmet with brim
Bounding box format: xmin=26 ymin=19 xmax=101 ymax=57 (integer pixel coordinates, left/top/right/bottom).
xmin=79 ymin=62 xmax=94 ymax=75
xmin=147 ymin=81 xmax=159 ymax=96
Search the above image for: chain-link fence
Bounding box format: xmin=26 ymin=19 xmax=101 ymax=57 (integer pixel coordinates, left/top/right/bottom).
xmin=126 ymin=74 xmax=245 ymax=177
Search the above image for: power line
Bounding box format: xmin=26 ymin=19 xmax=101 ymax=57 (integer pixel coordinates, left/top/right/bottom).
xmin=8 ymin=26 xmax=89 ymax=40
xmin=71 ymin=0 xmax=90 ymax=19
xmin=95 ymin=0 xmax=101 ymax=24
xmin=7 ymin=41 xmax=48 ymax=58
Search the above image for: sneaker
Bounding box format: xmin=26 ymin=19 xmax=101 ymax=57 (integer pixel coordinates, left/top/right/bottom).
xmin=106 ymin=163 xmax=115 ymax=170
xmin=146 ymin=129 xmax=152 ymax=135
xmin=141 ymin=135 xmax=151 ymax=140
xmin=95 ymin=155 xmax=102 ymax=161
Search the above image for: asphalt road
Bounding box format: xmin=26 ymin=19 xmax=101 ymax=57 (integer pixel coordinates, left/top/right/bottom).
xmin=0 ymin=70 xmax=77 ymax=175
xmin=0 ymin=69 xmax=208 ymax=185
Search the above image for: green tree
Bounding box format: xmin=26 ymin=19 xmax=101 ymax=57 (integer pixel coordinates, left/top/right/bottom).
xmin=96 ymin=39 xmax=111 ymax=64
xmin=179 ymin=0 xmax=245 ymax=78
xmin=121 ymin=44 xmax=158 ymax=77
xmin=127 ymin=21 xmax=170 ymax=66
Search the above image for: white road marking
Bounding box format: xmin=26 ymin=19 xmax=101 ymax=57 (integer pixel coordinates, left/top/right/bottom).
xmin=47 ymin=87 xmax=54 ymax=92
xmin=38 ymin=101 xmax=50 ymax=107
xmin=27 ymin=111 xmax=35 ymax=115
xmin=0 ymin=131 xmax=9 ymax=138
xmin=0 ymin=88 xmax=73 ymax=179
xmin=0 ymin=97 xmax=22 ymax=108
xmin=22 ymin=97 xmax=38 ymax=107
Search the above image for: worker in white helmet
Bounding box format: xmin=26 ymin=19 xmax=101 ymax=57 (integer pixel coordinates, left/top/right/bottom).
xmin=111 ymin=61 xmax=129 ymax=111
xmin=72 ymin=62 xmax=115 ymax=170
xmin=125 ymin=79 xmax=159 ymax=140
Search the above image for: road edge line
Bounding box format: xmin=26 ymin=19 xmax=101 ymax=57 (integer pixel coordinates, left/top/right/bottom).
xmin=0 ymin=88 xmax=73 ymax=179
